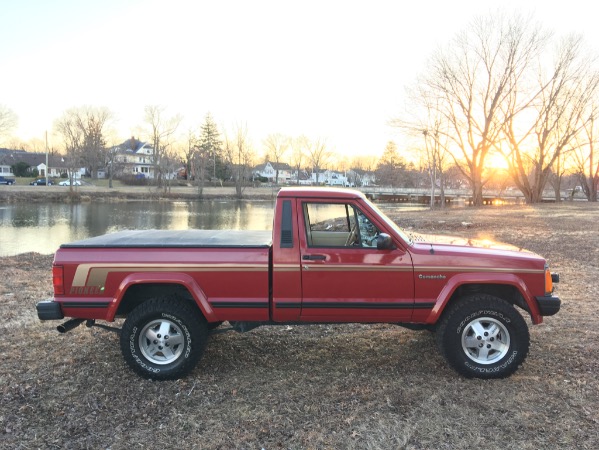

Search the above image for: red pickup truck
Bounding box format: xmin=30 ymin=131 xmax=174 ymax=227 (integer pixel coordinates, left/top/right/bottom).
xmin=37 ymin=188 xmax=560 ymax=380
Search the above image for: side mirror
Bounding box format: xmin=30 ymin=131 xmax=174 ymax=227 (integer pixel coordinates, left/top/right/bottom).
xmin=376 ymin=233 xmax=395 ymax=250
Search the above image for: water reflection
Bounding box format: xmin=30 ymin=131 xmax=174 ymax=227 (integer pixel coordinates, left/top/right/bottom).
xmin=0 ymin=200 xmax=275 ymax=256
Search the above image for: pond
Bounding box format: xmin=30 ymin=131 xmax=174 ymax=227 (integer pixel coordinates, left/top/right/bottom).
xmin=0 ymin=200 xmax=279 ymax=256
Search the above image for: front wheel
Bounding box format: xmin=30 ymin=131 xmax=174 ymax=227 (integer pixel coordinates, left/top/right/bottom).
xmin=436 ymin=294 xmax=530 ymax=379
xmin=120 ymin=297 xmax=208 ymax=380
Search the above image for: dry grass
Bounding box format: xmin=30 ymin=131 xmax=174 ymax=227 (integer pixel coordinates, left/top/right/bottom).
xmin=1 ymin=203 xmax=598 ymax=449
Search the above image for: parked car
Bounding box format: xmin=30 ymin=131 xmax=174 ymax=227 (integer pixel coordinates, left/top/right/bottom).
xmin=0 ymin=176 xmax=15 ymax=185
xmin=30 ymin=178 xmax=54 ymax=186
xmin=58 ymin=179 xmax=81 ymax=186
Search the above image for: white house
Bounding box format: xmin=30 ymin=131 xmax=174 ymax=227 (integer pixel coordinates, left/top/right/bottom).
xmin=253 ymin=162 xmax=293 ymax=183
xmin=327 ymin=170 xmax=349 ymax=186
xmin=347 ymin=169 xmax=376 ymax=187
xmin=111 ymin=139 xmax=156 ymax=179
xmin=310 ymin=170 xmax=350 ymax=186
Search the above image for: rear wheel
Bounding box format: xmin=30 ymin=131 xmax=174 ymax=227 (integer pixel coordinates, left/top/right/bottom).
xmin=120 ymin=296 xmax=208 ymax=380
xmin=436 ymin=294 xmax=530 ymax=379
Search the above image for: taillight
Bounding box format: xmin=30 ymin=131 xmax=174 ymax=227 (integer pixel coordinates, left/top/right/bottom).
xmin=53 ymin=266 xmax=64 ymax=295
xmin=544 ymin=268 xmax=553 ymax=295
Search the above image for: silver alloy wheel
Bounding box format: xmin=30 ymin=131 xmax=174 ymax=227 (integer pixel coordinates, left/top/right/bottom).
xmin=461 ymin=317 xmax=510 ymax=365
xmin=139 ymin=319 xmax=185 ymax=365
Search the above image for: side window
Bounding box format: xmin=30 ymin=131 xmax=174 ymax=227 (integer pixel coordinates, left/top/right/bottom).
xmin=303 ymin=202 xmax=380 ymax=248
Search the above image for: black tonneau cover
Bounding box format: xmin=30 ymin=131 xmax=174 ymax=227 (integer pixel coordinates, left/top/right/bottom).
xmin=61 ymin=230 xmax=273 ymax=249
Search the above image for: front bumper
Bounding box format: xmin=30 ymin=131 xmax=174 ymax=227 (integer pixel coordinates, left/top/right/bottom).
xmin=37 ymin=300 xmax=64 ymax=320
xmin=536 ymin=295 xmax=561 ymax=316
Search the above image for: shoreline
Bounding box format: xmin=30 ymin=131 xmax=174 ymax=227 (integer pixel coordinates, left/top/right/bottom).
xmin=0 ymin=185 xmax=282 ymax=203
xmin=1 ymin=184 xmax=595 ymax=206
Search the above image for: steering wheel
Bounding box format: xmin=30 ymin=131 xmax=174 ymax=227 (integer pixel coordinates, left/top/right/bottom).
xmin=345 ymin=225 xmax=358 ymax=246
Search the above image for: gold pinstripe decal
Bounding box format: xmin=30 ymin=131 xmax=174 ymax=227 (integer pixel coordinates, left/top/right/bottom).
xmin=73 ymin=263 xmax=268 ymax=287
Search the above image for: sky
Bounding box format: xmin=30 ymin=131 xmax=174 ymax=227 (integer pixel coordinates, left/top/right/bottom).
xmin=2 ymin=0 xmax=598 ymax=158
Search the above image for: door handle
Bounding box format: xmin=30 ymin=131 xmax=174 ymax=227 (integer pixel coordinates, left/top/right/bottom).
xmin=302 ymin=254 xmax=326 ymax=261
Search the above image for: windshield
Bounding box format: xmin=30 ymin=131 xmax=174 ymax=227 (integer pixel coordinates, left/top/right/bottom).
xmin=363 ymin=197 xmax=413 ymax=246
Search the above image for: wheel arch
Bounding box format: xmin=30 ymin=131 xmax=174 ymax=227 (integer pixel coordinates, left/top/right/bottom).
xmin=109 ymin=273 xmax=216 ymax=322
xmin=426 ymin=273 xmax=542 ymax=325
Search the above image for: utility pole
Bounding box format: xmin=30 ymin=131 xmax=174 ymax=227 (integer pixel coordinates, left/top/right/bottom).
xmin=45 ymin=131 xmax=49 ymax=187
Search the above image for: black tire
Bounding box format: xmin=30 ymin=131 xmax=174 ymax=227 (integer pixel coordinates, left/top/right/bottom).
xmin=435 ymin=294 xmax=530 ymax=379
xmin=120 ymin=296 xmax=208 ymax=380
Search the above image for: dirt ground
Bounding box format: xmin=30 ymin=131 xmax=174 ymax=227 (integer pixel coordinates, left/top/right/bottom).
xmin=1 ymin=202 xmax=598 ymax=449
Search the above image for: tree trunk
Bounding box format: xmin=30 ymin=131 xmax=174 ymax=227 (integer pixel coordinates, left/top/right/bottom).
xmin=429 ymin=167 xmax=436 ymax=210
xmin=552 ymin=182 xmax=561 ymax=202
xmin=470 ymin=176 xmax=484 ymax=206
xmin=439 ymin=178 xmax=446 ymax=209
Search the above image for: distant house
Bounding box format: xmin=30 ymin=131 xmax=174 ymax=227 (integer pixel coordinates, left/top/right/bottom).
xmin=294 ymin=170 xmax=313 ymax=185
xmin=253 ymin=162 xmax=293 ymax=184
xmin=0 ymin=148 xmax=82 ymax=178
xmin=0 ymin=148 xmax=21 ymax=178
xmin=322 ymin=170 xmax=349 ymax=186
xmin=348 ymin=169 xmax=376 ymax=187
xmin=110 ymin=138 xmax=156 ymax=179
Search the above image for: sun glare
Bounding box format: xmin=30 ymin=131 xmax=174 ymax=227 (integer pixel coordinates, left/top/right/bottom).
xmin=486 ymin=154 xmax=509 ymax=171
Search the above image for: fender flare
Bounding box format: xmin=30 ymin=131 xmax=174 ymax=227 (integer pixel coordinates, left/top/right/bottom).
xmin=106 ymin=272 xmax=217 ymax=322
xmin=425 ymin=272 xmax=542 ymax=325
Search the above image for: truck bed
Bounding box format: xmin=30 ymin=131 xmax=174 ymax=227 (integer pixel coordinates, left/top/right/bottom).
xmin=61 ymin=229 xmax=273 ymax=248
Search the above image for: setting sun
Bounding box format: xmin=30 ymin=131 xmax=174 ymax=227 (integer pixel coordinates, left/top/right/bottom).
xmin=486 ymin=154 xmax=510 ymax=171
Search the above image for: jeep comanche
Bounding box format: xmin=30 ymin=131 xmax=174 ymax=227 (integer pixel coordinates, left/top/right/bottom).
xmin=36 ymin=188 xmax=560 ymax=380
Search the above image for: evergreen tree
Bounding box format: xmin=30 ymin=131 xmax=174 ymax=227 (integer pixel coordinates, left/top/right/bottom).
xmin=198 ymin=113 xmax=223 ymax=181
xmin=375 ymin=141 xmax=406 ymax=187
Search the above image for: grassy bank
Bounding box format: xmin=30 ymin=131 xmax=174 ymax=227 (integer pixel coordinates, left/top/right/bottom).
xmin=1 ymin=203 xmax=598 ymax=449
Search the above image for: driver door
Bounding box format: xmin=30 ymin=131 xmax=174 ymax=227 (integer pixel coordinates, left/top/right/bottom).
xmin=299 ymin=200 xmax=414 ymax=322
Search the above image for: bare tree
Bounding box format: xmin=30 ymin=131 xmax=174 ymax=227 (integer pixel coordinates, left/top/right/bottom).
xmin=0 ymin=105 xmax=17 ymax=142
xmin=78 ymin=107 xmax=112 ymax=179
xmin=502 ymin=35 xmax=599 ymax=202
xmin=144 ymin=105 xmax=182 ymax=191
xmin=53 ymin=106 xmax=113 ymax=185
xmin=422 ymin=127 xmax=450 ymax=208
xmin=572 ymin=112 xmax=599 ymax=201
xmin=305 ymin=137 xmax=329 ymax=184
xmin=223 ymin=123 xmax=255 ymax=198
xmin=421 ymin=12 xmax=546 ymax=205
xmin=160 ymin=145 xmax=182 ymax=194
xmin=54 ymin=110 xmax=85 ymax=191
xmin=394 ymin=85 xmax=451 ymax=208
xmin=263 ymin=133 xmax=289 ymax=184
xmin=290 ymin=136 xmax=307 ymax=184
